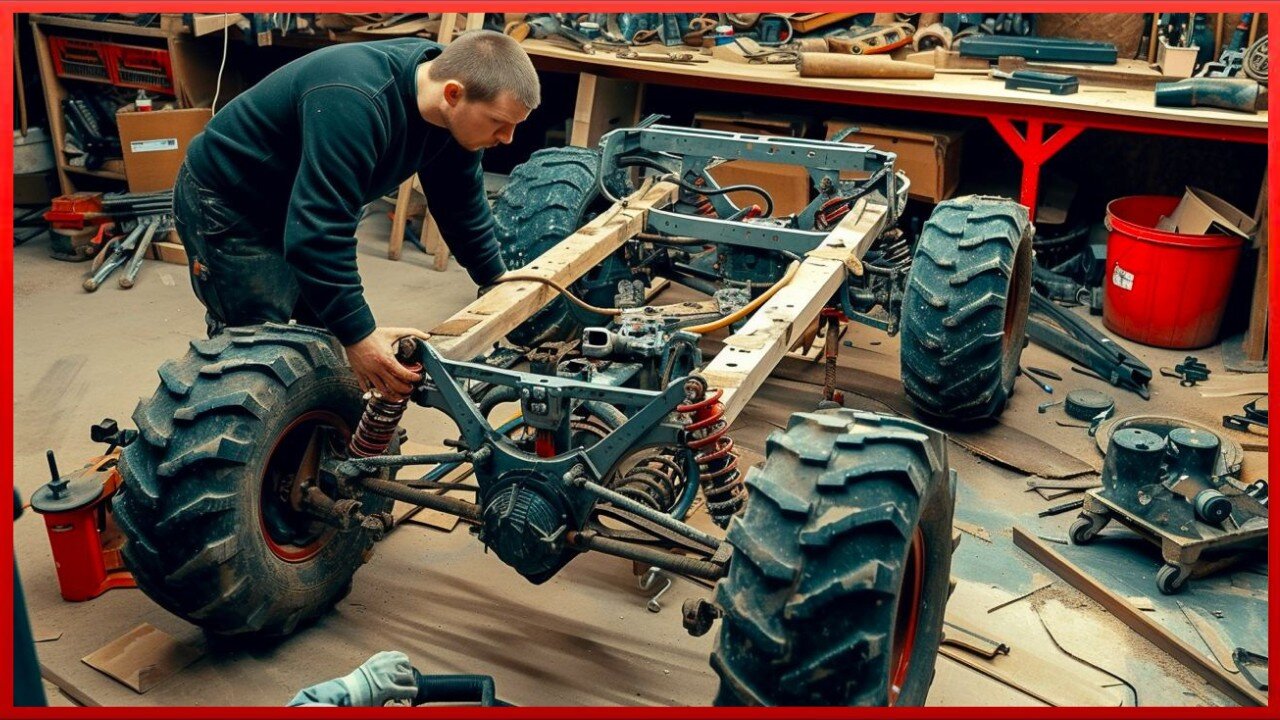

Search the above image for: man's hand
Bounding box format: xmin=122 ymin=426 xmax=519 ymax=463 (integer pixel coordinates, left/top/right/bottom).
xmin=344 ymin=327 xmax=431 ymax=398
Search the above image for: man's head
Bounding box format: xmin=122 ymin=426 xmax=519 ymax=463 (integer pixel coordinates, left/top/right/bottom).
xmin=423 ymin=30 xmax=540 ymax=151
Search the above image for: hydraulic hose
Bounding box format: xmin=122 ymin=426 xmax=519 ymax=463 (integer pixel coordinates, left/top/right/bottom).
xmin=682 ymin=259 xmax=799 ymax=334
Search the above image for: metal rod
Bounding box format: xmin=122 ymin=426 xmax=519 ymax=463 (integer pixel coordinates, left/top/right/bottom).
xmin=571 ymin=475 xmax=721 ymax=551
xmin=345 ymin=452 xmax=470 ymax=472
xmin=357 ymin=477 xmax=483 ymax=522
xmin=567 ymin=531 xmax=726 ymax=581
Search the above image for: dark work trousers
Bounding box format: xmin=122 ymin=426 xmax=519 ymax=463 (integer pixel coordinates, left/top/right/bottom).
xmin=172 ymin=163 xmax=323 ymax=337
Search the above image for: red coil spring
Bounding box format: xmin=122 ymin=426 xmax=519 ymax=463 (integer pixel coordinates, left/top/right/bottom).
xmin=677 ymin=386 xmax=746 ymax=527
xmin=348 ymin=361 xmax=422 ymax=458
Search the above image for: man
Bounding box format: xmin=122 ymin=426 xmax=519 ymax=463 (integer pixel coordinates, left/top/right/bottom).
xmin=174 ymin=31 xmax=538 ymax=397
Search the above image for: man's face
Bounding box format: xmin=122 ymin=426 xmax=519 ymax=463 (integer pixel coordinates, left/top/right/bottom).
xmin=445 ymin=85 xmax=531 ymax=152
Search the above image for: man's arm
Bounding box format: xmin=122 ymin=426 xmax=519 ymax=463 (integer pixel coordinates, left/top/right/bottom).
xmin=418 ymin=146 xmax=506 ymax=287
xmin=283 ymin=85 xmax=386 ymax=346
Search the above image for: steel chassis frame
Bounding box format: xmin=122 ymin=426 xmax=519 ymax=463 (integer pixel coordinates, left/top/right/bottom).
xmin=340 ymin=127 xmax=894 ymax=583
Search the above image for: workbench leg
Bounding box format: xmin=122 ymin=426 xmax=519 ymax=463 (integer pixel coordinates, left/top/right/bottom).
xmin=422 ymin=211 xmax=450 ymax=271
xmin=988 ymin=117 xmax=1084 ymax=221
xmin=1243 ymin=173 xmax=1268 ymax=362
xmin=389 ymin=179 xmax=411 ymax=261
xmin=571 ymin=73 xmax=640 ymax=148
xmin=437 ymin=13 xmax=459 ymax=43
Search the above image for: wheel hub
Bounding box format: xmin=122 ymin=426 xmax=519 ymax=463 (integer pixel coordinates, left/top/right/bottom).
xmin=259 ymin=410 xmax=348 ymax=563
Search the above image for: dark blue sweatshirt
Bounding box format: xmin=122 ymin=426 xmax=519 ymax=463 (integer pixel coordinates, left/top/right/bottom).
xmin=185 ymin=38 xmax=505 ymax=345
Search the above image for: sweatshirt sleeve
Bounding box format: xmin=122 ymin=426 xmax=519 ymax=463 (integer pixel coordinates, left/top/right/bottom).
xmin=418 ymin=145 xmax=506 ymax=286
xmin=283 ymin=85 xmax=386 ymax=346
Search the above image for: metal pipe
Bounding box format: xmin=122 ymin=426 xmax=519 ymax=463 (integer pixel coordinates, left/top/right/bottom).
xmin=570 ymin=474 xmax=721 ymax=551
xmin=567 ymin=531 xmax=726 ymax=581
xmin=358 ymin=477 xmax=482 ymax=522
xmin=344 ymin=452 xmax=470 ymax=473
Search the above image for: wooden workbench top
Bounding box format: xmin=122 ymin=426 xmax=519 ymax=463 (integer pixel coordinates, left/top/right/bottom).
xmin=524 ymin=40 xmax=1268 ymax=131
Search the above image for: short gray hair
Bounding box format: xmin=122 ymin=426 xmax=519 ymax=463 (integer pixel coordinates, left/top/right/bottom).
xmin=429 ymin=30 xmax=540 ymax=110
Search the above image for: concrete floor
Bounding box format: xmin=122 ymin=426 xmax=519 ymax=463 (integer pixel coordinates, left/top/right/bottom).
xmin=12 ymin=205 xmax=1266 ymax=707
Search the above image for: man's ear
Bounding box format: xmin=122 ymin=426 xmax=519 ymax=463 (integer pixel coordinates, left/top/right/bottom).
xmin=442 ymin=80 xmax=465 ymax=107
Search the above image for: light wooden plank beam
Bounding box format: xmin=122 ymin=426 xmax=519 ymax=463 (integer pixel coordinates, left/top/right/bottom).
xmin=700 ymin=200 xmax=889 ymax=425
xmin=437 ymin=13 xmax=459 ymax=43
xmin=430 ymin=182 xmax=677 ymax=361
xmin=191 ymin=13 xmax=244 ymax=37
xmin=570 ymin=73 xmax=639 ymax=148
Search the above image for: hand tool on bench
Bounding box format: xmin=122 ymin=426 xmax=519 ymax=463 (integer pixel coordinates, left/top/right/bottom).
xmin=1155 ymin=77 xmax=1267 ymax=113
xmin=1027 ymin=291 xmax=1152 ymax=399
xmin=796 ymin=53 xmax=935 ymax=79
xmin=992 ymin=68 xmax=1080 ymax=94
xmin=998 ymin=55 xmax=1165 ymax=89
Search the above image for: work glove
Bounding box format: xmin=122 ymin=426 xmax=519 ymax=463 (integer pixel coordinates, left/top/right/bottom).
xmin=337 ymin=651 xmax=418 ymax=706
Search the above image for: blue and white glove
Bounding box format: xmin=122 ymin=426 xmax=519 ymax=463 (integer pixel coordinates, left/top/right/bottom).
xmin=288 ymin=651 xmax=418 ymax=706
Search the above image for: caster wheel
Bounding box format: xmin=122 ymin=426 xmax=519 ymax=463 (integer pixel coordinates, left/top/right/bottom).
xmin=1069 ymin=513 xmax=1105 ymax=545
xmin=1156 ymin=564 xmax=1190 ymax=595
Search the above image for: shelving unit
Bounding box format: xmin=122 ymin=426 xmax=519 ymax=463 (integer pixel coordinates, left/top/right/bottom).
xmin=28 ymin=14 xmax=219 ymax=195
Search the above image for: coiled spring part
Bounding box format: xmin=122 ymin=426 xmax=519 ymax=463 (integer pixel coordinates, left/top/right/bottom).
xmin=606 ymin=450 xmax=686 ymax=512
xmin=349 ymin=360 xmax=423 ymax=458
xmin=678 ymin=381 xmax=745 ymax=528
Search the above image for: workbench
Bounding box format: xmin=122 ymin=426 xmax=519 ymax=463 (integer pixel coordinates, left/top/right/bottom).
xmin=523 ymin=39 xmax=1268 ymax=221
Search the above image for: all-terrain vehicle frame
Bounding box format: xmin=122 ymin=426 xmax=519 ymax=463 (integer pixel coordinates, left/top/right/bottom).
xmin=114 ymin=122 xmax=1035 ymax=706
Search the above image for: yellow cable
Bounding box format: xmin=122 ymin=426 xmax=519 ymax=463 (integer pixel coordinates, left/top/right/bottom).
xmin=683 ymin=260 xmax=800 ymax=334
xmin=490 ymin=273 xmax=622 ymax=317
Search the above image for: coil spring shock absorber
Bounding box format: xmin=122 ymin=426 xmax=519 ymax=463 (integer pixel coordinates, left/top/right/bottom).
xmin=348 ymin=339 xmax=422 ymax=458
xmin=606 ymin=449 xmax=686 ymax=512
xmin=678 ymin=377 xmax=745 ymax=528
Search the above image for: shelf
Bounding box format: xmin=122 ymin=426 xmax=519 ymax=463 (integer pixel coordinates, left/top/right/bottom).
xmin=29 ymin=14 xmax=173 ymax=39
xmin=61 ymin=164 xmax=127 ymax=181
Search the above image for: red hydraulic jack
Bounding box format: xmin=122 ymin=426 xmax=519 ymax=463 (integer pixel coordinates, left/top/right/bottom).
xmin=30 ymin=420 xmax=136 ymax=601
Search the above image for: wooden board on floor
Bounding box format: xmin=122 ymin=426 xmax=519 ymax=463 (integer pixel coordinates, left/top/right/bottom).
xmin=1012 ymin=527 xmax=1267 ymax=706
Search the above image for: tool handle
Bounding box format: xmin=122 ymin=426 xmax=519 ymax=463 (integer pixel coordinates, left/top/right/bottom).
xmin=797 ymin=53 xmax=934 ymax=78
xmin=119 ymin=219 xmax=160 ymax=289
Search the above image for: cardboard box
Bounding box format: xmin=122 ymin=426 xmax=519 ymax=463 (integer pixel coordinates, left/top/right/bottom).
xmin=1163 ymin=187 xmax=1257 ymax=239
xmin=824 ymin=120 xmax=964 ymax=203
xmin=116 ymin=107 xmax=211 ymax=192
xmin=691 ymin=112 xmax=813 ymax=216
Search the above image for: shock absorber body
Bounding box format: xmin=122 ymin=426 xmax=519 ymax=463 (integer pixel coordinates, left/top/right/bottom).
xmin=348 ymin=340 xmax=422 ymax=458
xmin=678 ymin=379 xmax=746 ymax=527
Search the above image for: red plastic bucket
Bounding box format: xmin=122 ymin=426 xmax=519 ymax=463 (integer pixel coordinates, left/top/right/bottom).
xmin=1103 ymin=195 xmax=1245 ymax=349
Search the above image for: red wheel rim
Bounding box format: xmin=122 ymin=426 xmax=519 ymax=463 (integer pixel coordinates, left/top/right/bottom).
xmin=1002 ymin=239 xmax=1031 ymax=357
xmin=259 ymin=410 xmax=348 ymax=563
xmin=888 ymin=529 xmax=926 ymax=705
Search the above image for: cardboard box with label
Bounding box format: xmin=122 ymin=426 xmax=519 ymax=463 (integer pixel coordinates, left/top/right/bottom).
xmin=824 ymin=120 xmax=964 ymax=203
xmin=691 ymin=112 xmax=813 ymax=216
xmin=1155 ymin=187 xmax=1257 ymax=240
xmin=116 ymin=107 xmax=212 ymax=193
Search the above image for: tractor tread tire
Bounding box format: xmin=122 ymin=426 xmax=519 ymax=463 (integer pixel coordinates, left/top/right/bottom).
xmin=113 ymin=323 xmax=391 ymax=637
xmin=900 ymin=195 xmax=1033 ymax=422
xmin=711 ymin=409 xmax=955 ymax=706
xmin=492 ymin=146 xmax=630 ymax=347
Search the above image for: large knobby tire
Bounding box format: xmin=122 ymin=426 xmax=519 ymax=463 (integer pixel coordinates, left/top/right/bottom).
xmin=711 ymin=410 xmax=955 ymax=706
xmin=900 ymin=196 xmax=1033 ymax=422
xmin=492 ymin=146 xmax=632 ymax=347
xmin=113 ymin=323 xmax=393 ymax=637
